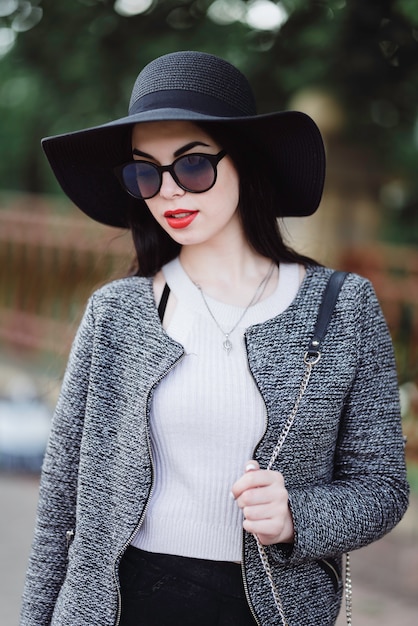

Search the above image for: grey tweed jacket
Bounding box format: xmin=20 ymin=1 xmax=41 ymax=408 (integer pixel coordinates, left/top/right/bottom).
xmin=20 ymin=265 xmax=409 ymax=626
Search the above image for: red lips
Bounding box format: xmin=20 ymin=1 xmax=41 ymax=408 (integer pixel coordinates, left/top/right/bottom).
xmin=164 ymin=209 xmax=198 ymax=229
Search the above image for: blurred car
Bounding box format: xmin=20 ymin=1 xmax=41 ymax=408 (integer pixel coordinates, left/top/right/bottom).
xmin=0 ymin=370 xmax=52 ymax=473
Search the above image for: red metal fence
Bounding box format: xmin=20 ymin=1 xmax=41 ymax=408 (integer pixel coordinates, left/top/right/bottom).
xmin=339 ymin=244 xmax=418 ymax=385
xmin=0 ymin=194 xmax=132 ymax=357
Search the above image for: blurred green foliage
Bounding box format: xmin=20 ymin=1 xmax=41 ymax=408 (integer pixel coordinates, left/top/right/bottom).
xmin=0 ymin=0 xmax=417 ymax=242
xmin=407 ymin=461 xmax=418 ymax=494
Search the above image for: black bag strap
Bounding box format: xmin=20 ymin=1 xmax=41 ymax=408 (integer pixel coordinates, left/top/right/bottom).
xmin=306 ymin=270 xmax=348 ymax=358
xmin=158 ymin=283 xmax=171 ymax=323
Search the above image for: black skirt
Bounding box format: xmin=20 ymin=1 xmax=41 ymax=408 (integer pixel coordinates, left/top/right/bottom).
xmin=118 ymin=545 xmax=258 ymax=626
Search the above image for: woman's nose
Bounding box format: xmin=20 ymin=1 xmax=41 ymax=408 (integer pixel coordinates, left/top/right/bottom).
xmin=159 ymin=171 xmax=185 ymax=198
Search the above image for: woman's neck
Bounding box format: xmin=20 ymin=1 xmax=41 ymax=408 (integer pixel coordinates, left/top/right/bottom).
xmin=178 ymin=244 xmax=278 ymax=307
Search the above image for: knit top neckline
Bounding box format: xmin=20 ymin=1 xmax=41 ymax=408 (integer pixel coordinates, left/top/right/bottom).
xmin=162 ymin=256 xmax=300 ymax=331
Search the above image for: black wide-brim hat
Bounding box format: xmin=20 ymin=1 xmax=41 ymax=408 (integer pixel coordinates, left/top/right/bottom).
xmin=42 ymin=51 xmax=326 ymax=228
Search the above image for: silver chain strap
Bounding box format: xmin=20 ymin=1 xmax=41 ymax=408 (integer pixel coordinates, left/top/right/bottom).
xmin=255 ymin=534 xmax=288 ymax=625
xmin=345 ymin=553 xmax=352 ymax=625
xmin=255 ymin=350 xmax=352 ymax=625
xmin=265 ymin=352 xmax=319 ymax=472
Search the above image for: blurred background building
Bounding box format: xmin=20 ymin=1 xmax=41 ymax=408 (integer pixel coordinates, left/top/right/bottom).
xmin=0 ymin=1 xmax=417 ymax=624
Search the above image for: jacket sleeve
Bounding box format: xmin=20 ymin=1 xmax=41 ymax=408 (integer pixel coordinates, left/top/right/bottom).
xmin=20 ymin=298 xmax=95 ymax=625
xmin=273 ymin=279 xmax=409 ymax=565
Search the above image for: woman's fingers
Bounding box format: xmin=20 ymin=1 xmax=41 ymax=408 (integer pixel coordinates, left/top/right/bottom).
xmin=231 ymin=461 xmax=285 ymax=503
xmin=231 ymin=461 xmax=294 ymax=545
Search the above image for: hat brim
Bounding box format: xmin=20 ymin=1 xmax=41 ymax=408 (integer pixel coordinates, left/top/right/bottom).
xmin=42 ymin=109 xmax=325 ymax=227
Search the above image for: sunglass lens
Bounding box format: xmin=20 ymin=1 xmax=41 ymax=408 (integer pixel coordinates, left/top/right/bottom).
xmin=174 ymin=155 xmax=215 ymax=192
xmin=122 ymin=162 xmax=160 ymax=199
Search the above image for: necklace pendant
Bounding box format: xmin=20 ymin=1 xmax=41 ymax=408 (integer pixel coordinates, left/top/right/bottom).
xmin=223 ymin=336 xmax=232 ymax=355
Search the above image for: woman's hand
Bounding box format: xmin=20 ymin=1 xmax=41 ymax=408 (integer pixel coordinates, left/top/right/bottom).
xmin=231 ymin=461 xmax=294 ymax=546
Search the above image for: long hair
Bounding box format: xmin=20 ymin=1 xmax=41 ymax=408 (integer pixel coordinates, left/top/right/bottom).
xmin=127 ymin=122 xmax=318 ymax=276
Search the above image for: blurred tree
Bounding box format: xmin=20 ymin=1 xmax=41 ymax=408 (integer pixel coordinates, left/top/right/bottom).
xmin=0 ymin=0 xmax=417 ymax=240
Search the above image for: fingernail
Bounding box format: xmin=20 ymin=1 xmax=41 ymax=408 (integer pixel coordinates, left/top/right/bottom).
xmin=245 ymin=462 xmax=257 ymax=472
xmin=229 ymin=491 xmax=236 ymax=500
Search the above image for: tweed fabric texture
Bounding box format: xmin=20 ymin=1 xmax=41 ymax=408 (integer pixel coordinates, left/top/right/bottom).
xmin=20 ymin=266 xmax=409 ymax=626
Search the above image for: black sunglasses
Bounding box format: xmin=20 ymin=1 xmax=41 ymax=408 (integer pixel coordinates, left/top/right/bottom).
xmin=114 ymin=150 xmax=227 ymax=200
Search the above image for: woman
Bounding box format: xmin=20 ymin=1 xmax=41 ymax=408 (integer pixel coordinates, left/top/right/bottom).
xmin=20 ymin=51 xmax=409 ymax=626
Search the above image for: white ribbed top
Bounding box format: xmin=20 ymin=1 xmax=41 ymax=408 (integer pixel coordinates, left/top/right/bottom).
xmin=131 ymin=258 xmax=300 ymax=561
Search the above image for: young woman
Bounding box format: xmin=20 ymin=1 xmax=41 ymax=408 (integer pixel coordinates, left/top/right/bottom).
xmin=20 ymin=51 xmax=409 ymax=626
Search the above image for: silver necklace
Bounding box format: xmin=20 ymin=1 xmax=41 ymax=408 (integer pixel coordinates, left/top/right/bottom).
xmin=196 ymin=262 xmax=275 ymax=355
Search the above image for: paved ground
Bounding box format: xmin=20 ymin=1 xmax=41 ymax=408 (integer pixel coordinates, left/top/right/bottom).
xmin=1 ymin=474 xmax=40 ymax=626
xmin=2 ymin=472 xmax=417 ymax=625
